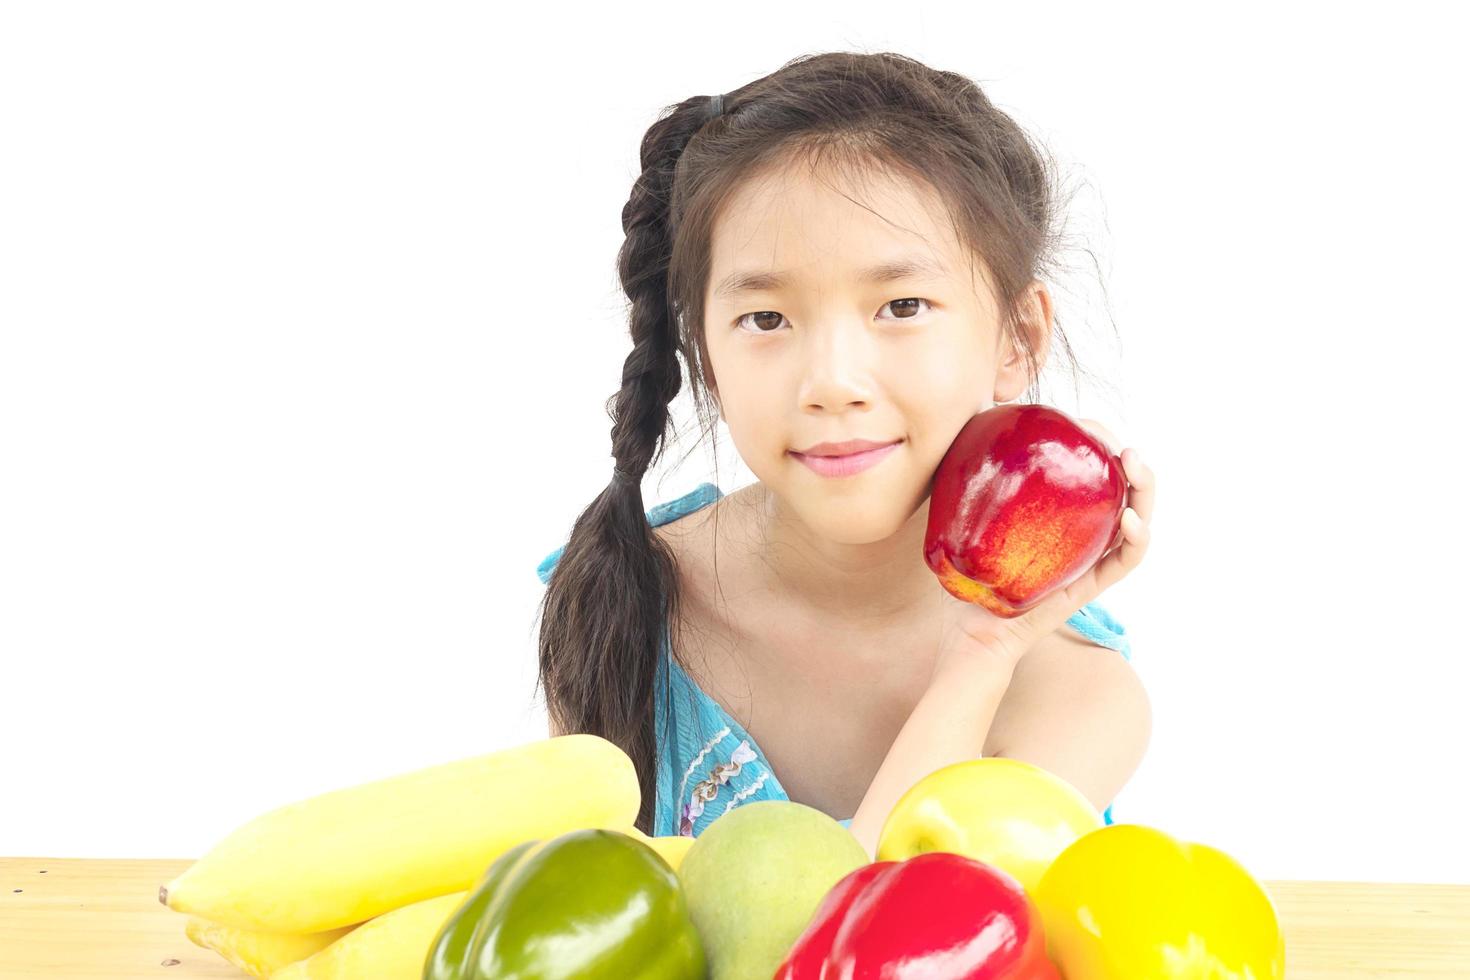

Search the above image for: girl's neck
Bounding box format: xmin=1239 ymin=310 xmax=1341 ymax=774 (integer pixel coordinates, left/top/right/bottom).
xmin=731 ymin=481 xmax=941 ymax=630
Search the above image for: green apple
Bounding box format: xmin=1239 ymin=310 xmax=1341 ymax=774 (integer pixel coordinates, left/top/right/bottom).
xmin=677 ymin=801 xmax=870 ymax=979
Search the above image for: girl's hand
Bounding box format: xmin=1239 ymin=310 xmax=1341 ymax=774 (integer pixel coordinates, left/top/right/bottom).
xmin=931 ymin=420 xmax=1154 ymax=681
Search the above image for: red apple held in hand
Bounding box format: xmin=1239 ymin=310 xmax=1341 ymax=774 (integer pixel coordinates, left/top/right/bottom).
xmin=925 ymin=404 xmax=1127 ymax=618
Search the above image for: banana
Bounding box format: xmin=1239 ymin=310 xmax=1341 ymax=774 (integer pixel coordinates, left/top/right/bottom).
xmin=160 ymin=733 xmax=640 ymax=934
xmin=184 ymin=916 xmax=356 ymax=978
xmin=235 ymin=831 xmax=691 ymax=979
xmin=267 ymin=891 xmax=468 ymax=980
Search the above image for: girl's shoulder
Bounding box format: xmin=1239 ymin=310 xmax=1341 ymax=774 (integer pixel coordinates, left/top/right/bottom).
xmin=535 ymin=482 xmax=724 ymax=584
xmin=1065 ymin=600 xmax=1132 ymax=662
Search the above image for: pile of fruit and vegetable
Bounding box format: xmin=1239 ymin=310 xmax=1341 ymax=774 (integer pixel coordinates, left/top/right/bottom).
xmin=161 ymin=406 xmax=1286 ymax=978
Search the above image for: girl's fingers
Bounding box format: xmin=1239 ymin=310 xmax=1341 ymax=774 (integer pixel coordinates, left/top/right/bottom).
xmin=1078 ymin=419 xmax=1152 ymax=524
xmin=1073 ymin=421 xmax=1154 ymax=587
xmin=1121 ymin=448 xmax=1154 ymax=524
xmin=1095 ymin=506 xmax=1149 ymax=592
xmin=1048 ymin=505 xmax=1147 ymax=618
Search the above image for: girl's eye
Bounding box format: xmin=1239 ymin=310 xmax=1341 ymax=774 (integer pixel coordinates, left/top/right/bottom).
xmin=733 ymin=297 xmax=934 ymax=334
xmin=879 ymin=297 xmax=932 ymax=321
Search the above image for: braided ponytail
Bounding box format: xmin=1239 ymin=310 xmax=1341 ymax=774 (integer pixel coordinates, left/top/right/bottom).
xmin=535 ymin=94 xmax=728 ymax=834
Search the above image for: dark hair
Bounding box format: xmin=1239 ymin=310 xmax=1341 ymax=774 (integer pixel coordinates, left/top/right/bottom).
xmin=535 ymin=50 xmax=1114 ymax=834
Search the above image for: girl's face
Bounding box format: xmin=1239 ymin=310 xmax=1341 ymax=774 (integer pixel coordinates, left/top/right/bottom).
xmin=703 ymin=160 xmax=1051 ymax=545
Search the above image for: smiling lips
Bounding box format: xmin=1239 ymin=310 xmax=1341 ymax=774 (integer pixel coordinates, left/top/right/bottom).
xmin=790 ymin=440 xmax=901 ymax=477
xmin=794 ymin=438 xmax=900 ymax=456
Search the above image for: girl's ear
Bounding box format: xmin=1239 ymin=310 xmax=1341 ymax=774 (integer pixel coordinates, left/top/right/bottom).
xmin=992 ymin=280 xmax=1053 ymax=404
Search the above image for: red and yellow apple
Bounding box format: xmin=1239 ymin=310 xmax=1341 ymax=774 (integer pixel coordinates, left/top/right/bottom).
xmin=925 ymin=404 xmax=1127 ymax=618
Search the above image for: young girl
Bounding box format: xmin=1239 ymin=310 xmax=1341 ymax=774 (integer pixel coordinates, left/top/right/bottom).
xmin=534 ymin=51 xmax=1155 ymax=859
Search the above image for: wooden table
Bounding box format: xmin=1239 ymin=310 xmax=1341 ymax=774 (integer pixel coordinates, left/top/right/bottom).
xmin=3 ymin=857 xmax=1468 ymax=977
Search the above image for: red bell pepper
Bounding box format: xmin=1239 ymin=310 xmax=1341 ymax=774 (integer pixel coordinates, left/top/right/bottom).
xmin=773 ymin=851 xmax=1058 ymax=979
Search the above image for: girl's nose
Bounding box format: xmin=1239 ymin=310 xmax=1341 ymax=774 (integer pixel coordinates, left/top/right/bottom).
xmin=795 ymin=318 xmax=880 ymax=412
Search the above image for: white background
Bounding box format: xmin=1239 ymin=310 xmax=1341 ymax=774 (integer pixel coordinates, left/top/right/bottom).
xmin=4 ymin=1 xmax=1467 ymax=885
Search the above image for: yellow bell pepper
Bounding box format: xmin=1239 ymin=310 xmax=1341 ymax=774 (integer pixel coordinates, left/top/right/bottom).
xmin=1034 ymin=823 xmax=1285 ymax=978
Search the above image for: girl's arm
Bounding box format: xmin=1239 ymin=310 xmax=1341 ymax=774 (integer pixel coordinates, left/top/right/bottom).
xmin=844 ymin=434 xmax=1155 ymax=857
xmin=844 ymin=652 xmax=1016 ymax=859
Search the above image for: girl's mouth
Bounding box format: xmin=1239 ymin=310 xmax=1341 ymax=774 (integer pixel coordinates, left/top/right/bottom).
xmin=789 ymin=441 xmax=901 ymax=478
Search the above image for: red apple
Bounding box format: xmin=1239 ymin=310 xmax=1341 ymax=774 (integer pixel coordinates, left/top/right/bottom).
xmin=925 ymin=404 xmax=1127 ymax=618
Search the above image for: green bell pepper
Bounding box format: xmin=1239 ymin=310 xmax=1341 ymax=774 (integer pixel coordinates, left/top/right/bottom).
xmin=423 ymin=828 xmax=706 ymax=980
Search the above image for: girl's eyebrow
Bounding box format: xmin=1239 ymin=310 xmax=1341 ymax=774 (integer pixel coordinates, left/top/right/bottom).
xmin=712 ymin=255 xmax=950 ymax=300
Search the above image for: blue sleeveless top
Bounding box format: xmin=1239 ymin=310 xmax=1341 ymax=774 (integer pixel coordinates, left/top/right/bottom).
xmin=536 ymin=482 xmax=1131 ymax=838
